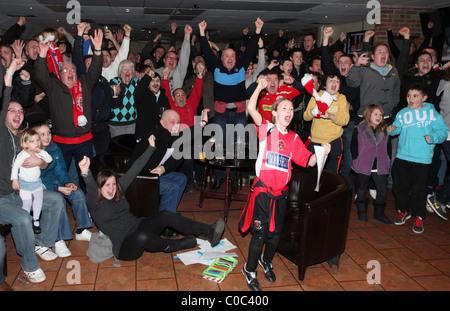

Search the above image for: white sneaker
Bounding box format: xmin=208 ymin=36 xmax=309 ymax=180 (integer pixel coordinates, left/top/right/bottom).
xmin=76 ymin=229 xmax=92 ymax=241
xmin=426 ymin=194 xmax=435 ymax=213
xmin=35 ymin=245 xmax=58 ymax=261
xmin=53 ymin=240 xmax=72 ymax=258
xmin=24 ymin=267 xmax=46 ymax=283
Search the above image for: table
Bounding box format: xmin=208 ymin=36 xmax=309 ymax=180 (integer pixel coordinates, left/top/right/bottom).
xmin=198 ymin=158 xmax=256 ymax=221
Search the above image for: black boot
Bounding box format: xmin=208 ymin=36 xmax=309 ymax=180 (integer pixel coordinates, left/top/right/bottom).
xmin=373 ymin=203 xmax=392 ymax=225
xmin=163 ymin=236 xmax=197 ymax=253
xmin=355 ymin=199 xmax=368 ymax=222
xmin=208 ymin=219 xmax=225 ymax=247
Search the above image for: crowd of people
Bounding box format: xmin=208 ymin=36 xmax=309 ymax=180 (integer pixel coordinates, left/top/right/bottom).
xmin=0 ymin=14 xmax=449 ymax=291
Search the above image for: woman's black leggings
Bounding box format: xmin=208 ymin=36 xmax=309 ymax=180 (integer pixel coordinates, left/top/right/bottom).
xmin=118 ymin=211 xmax=210 ymax=261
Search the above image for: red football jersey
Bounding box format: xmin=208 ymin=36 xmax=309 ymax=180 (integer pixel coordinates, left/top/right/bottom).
xmin=257 ymin=85 xmax=301 ymax=123
xmin=255 ymin=121 xmax=312 ymax=191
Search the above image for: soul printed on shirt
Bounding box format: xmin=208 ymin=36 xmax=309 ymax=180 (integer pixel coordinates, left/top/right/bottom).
xmin=397 ymin=109 xmax=437 ymax=128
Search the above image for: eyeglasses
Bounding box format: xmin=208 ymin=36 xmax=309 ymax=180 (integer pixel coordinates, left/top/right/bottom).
xmin=7 ymin=108 xmax=24 ymax=115
xmin=165 ymin=56 xmax=178 ymax=60
xmin=62 ymin=68 xmax=76 ymax=74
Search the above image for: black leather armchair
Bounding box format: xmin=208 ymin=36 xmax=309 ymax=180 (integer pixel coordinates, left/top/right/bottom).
xmin=109 ymin=134 xmax=137 ymax=154
xmin=91 ymin=153 xmax=160 ymax=218
xmin=277 ymin=166 xmax=352 ymax=281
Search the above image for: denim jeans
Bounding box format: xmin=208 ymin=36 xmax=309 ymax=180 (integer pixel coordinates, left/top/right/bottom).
xmin=213 ymin=110 xmax=247 ymax=180
xmin=0 ymin=191 xmax=63 ymax=272
xmin=0 ymin=234 xmax=5 ymax=285
xmin=56 ymin=140 xmax=94 ymax=193
xmin=57 ymin=189 xmax=92 ymax=241
xmin=159 ymin=171 xmax=187 ymax=213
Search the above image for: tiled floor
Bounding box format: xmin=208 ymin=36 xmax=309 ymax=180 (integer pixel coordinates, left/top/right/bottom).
xmin=4 ymin=181 xmax=450 ymax=291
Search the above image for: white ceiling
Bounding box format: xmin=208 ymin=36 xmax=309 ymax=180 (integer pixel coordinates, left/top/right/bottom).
xmin=0 ymin=0 xmax=447 ymax=43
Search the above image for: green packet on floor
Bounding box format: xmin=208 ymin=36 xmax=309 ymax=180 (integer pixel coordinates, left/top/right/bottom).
xmin=202 ymin=257 xmax=238 ymax=283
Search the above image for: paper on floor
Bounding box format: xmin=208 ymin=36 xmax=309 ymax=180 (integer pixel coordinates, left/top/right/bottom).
xmin=175 ymin=238 xmax=238 ymax=265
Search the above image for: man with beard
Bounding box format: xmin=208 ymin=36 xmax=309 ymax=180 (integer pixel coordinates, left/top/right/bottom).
xmin=134 ymin=71 xmax=170 ymax=143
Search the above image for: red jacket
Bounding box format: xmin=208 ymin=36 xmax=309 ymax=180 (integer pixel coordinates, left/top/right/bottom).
xmin=161 ymin=77 xmax=203 ymax=129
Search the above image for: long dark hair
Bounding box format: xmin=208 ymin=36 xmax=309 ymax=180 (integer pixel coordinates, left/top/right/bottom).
xmin=363 ymin=104 xmax=387 ymax=134
xmin=96 ymin=169 xmax=124 ymax=203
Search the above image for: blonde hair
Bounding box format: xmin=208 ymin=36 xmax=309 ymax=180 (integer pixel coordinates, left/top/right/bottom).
xmin=271 ymin=97 xmax=293 ymax=124
xmin=19 ymin=129 xmax=41 ymax=151
xmin=363 ymin=104 xmax=387 ymax=134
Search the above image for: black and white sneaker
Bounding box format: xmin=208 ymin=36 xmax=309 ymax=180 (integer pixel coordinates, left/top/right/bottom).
xmin=242 ymin=263 xmax=262 ymax=291
xmin=258 ymin=255 xmax=276 ymax=282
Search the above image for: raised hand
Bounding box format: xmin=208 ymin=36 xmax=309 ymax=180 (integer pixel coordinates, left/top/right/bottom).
xmin=78 ymin=156 xmax=90 ymax=176
xmin=255 ymin=17 xmax=264 ymax=34
xmin=364 ymin=30 xmax=375 ymax=42
xmin=198 ymin=20 xmax=207 ymax=36
xmin=399 ymin=27 xmax=410 ymax=39
xmin=123 ymin=24 xmax=132 ymax=36
xmin=90 ymin=28 xmax=104 ymax=52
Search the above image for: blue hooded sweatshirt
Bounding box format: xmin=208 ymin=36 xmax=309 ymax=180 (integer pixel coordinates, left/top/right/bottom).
xmin=389 ymin=102 xmax=448 ymax=164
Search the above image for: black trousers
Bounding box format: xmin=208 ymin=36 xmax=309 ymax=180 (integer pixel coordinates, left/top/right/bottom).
xmin=392 ymin=158 xmax=430 ymax=219
xmin=308 ymin=136 xmax=343 ymax=174
xmin=246 ymin=192 xmax=287 ymax=272
xmin=118 ymin=211 xmax=210 ymax=261
xmin=355 ymin=172 xmax=388 ymax=206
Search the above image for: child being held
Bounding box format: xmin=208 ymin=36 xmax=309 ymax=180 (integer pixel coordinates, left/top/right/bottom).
xmin=388 ymin=83 xmax=448 ymax=233
xmin=40 ymin=28 xmax=63 ymax=80
xmin=11 ymin=129 xmax=53 ymax=234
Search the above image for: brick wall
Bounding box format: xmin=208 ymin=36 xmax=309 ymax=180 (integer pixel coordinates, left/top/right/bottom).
xmin=374 ymin=7 xmax=433 ymax=45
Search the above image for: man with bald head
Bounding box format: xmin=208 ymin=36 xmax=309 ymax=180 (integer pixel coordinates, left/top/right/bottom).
xmin=129 ymin=109 xmax=186 ymax=219
xmin=129 ymin=109 xmax=209 ymax=226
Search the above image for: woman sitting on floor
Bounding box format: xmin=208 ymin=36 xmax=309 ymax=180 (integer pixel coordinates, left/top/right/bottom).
xmin=78 ymin=110 xmax=225 ymax=261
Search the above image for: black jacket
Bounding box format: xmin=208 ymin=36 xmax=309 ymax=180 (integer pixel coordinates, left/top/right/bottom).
xmin=134 ymin=74 xmax=170 ymax=141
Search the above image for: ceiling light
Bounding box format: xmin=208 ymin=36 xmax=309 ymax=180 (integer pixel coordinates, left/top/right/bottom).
xmin=125 ymin=8 xmax=130 ymax=13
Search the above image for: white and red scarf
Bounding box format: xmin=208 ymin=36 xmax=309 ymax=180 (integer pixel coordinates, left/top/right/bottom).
xmin=70 ymin=80 xmax=85 ymax=127
xmin=47 ymin=43 xmax=63 ymax=80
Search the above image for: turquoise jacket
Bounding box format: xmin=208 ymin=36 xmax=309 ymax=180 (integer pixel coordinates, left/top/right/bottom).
xmin=389 ymin=102 xmax=448 ymax=164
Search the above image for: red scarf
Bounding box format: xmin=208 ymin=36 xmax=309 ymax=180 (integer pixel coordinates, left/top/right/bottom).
xmin=47 ymin=43 xmax=63 ymax=80
xmin=69 ymin=80 xmax=84 ymax=127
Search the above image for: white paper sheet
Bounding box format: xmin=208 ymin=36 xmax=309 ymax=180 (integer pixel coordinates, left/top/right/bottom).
xmin=175 ymin=238 xmax=238 ymax=266
xmin=314 ymin=145 xmax=328 ymax=192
